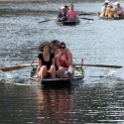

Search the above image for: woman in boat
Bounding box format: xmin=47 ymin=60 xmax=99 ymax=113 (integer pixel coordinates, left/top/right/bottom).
xmin=114 ymin=2 xmax=124 ymax=18
xmin=99 ymin=0 xmax=109 ymax=17
xmin=56 ymin=42 xmax=74 ymax=78
xmin=57 ymin=6 xmax=68 ymax=22
xmin=66 ymin=4 xmax=77 ymax=21
xmin=35 ymin=42 xmax=56 ymax=79
xmin=105 ymin=3 xmax=114 ymax=18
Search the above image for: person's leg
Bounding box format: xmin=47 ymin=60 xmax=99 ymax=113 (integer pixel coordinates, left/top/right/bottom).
xmin=66 ymin=65 xmax=74 ymax=78
xmin=49 ymin=65 xmax=56 ymax=79
xmin=37 ymin=65 xmax=48 ymax=79
xmin=58 ymin=66 xmax=66 ymax=78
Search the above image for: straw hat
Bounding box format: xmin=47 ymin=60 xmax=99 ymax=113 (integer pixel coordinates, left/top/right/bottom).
xmin=39 ymin=42 xmax=53 ymax=51
xmin=50 ymin=40 xmax=60 ymax=46
xmin=114 ymin=1 xmax=120 ymax=5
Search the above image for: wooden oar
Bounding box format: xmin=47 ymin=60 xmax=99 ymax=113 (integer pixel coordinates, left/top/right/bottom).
xmin=0 ymin=63 xmax=38 ymax=72
xmin=39 ymin=18 xmax=56 ymax=23
xmin=78 ymin=17 xmax=94 ymax=21
xmin=74 ymin=64 xmax=123 ymax=68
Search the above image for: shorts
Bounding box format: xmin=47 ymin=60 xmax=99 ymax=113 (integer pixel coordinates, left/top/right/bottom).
xmin=57 ymin=70 xmax=75 ymax=78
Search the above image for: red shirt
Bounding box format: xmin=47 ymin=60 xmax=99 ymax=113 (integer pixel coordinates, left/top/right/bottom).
xmin=59 ymin=52 xmax=69 ymax=68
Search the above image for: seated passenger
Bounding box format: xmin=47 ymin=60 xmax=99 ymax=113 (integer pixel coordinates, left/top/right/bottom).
xmin=99 ymin=0 xmax=109 ymax=17
xmin=56 ymin=42 xmax=74 ymax=78
xmin=50 ymin=40 xmax=60 ymax=55
xmin=114 ymin=2 xmax=124 ymax=18
xmin=66 ymin=4 xmax=77 ymax=21
xmin=105 ymin=3 xmax=114 ymax=18
xmin=35 ymin=42 xmax=56 ymax=79
xmin=57 ymin=6 xmax=68 ymax=22
xmin=64 ymin=5 xmax=69 ymax=13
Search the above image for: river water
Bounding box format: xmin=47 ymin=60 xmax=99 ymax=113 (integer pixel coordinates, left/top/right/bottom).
xmin=0 ymin=0 xmax=124 ymax=124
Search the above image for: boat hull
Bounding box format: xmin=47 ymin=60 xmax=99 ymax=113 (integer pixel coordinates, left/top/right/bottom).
xmin=56 ymin=19 xmax=80 ymax=26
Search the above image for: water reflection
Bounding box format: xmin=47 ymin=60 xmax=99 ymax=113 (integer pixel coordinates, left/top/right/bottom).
xmin=36 ymin=86 xmax=73 ymax=124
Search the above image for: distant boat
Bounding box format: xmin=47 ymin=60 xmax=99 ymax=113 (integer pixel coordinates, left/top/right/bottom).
xmin=98 ymin=12 xmax=124 ymax=20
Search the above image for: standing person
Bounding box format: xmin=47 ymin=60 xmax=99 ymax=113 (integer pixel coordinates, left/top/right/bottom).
xmin=56 ymin=42 xmax=74 ymax=78
xmin=105 ymin=3 xmax=114 ymax=18
xmin=35 ymin=42 xmax=56 ymax=79
xmin=99 ymin=0 xmax=109 ymax=17
xmin=66 ymin=4 xmax=77 ymax=21
xmin=114 ymin=2 xmax=124 ymax=18
xmin=57 ymin=6 xmax=67 ymax=22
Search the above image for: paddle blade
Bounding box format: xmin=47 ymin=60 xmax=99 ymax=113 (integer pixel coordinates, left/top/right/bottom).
xmin=39 ymin=18 xmax=56 ymax=23
xmin=79 ymin=17 xmax=94 ymax=21
xmin=0 ymin=63 xmax=38 ymax=72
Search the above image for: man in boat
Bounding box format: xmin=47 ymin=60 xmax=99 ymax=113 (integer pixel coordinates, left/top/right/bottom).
xmin=64 ymin=5 xmax=69 ymax=13
xmin=114 ymin=2 xmax=124 ymax=18
xmin=105 ymin=3 xmax=114 ymax=18
xmin=50 ymin=39 xmax=71 ymax=55
xmin=50 ymin=40 xmax=60 ymax=55
xmin=56 ymin=6 xmax=68 ymax=22
xmin=35 ymin=42 xmax=56 ymax=79
xmin=56 ymin=42 xmax=74 ymax=78
xmin=99 ymin=0 xmax=109 ymax=17
xmin=66 ymin=4 xmax=77 ymax=21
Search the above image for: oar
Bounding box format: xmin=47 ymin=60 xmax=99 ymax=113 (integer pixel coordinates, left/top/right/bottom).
xmin=78 ymin=17 xmax=94 ymax=21
xmin=74 ymin=64 xmax=123 ymax=68
xmin=39 ymin=18 xmax=56 ymax=23
xmin=0 ymin=63 xmax=38 ymax=72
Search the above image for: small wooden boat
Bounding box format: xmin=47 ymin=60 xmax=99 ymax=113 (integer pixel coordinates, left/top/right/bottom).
xmin=99 ymin=16 xmax=124 ymax=20
xmin=56 ymin=18 xmax=80 ymax=26
xmin=30 ymin=62 xmax=84 ymax=85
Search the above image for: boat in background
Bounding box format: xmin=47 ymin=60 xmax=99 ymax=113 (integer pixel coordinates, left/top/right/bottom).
xmin=98 ymin=12 xmax=124 ymax=20
xmin=99 ymin=16 xmax=124 ymax=20
xmin=56 ymin=18 xmax=80 ymax=26
xmin=30 ymin=61 xmax=84 ymax=86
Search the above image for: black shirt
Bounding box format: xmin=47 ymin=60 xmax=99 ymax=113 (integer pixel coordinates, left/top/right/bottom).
xmin=38 ymin=53 xmax=55 ymax=70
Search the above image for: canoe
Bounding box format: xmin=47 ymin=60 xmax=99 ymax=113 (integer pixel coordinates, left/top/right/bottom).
xmin=56 ymin=18 xmax=80 ymax=26
xmin=30 ymin=62 xmax=84 ymax=85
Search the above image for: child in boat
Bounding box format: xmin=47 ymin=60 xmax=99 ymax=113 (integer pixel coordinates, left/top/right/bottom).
xmin=114 ymin=2 xmax=124 ymax=18
xmin=66 ymin=4 xmax=77 ymax=21
xmin=57 ymin=6 xmax=68 ymax=22
xmin=105 ymin=3 xmax=114 ymax=18
xmin=99 ymin=0 xmax=109 ymax=17
xmin=56 ymin=42 xmax=74 ymax=78
xmin=35 ymin=42 xmax=56 ymax=79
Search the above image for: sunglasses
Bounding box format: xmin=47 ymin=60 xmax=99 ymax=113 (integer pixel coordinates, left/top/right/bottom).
xmin=60 ymin=46 xmax=66 ymax=49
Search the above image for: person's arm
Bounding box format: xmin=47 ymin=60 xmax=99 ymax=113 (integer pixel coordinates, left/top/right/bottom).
xmin=52 ymin=55 xmax=55 ymax=65
xmin=56 ymin=54 xmax=60 ymax=68
xmin=35 ymin=58 xmax=42 ymax=77
xmin=62 ymin=52 xmax=72 ymax=66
